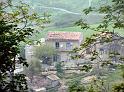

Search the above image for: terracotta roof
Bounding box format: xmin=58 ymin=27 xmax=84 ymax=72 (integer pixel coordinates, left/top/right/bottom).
xmin=46 ymin=32 xmax=82 ymax=41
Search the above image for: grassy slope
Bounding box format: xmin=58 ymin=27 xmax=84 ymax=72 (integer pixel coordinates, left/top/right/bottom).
xmin=33 ymin=0 xmax=89 ymax=12
xmin=31 ymin=0 xmax=110 ymax=11
xmin=31 ymin=23 xmax=124 ymax=41
xmin=31 ymin=26 xmax=97 ymax=40
xmin=23 ymin=0 xmax=123 ymax=41
xmin=21 ymin=0 xmax=110 ymax=28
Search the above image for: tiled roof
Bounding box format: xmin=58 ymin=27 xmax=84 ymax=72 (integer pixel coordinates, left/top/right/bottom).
xmin=46 ymin=32 xmax=82 ymax=41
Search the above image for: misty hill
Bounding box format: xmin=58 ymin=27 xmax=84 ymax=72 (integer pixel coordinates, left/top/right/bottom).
xmin=13 ymin=0 xmax=111 ymax=27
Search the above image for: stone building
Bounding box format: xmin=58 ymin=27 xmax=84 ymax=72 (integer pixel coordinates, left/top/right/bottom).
xmin=45 ymin=32 xmax=83 ymax=62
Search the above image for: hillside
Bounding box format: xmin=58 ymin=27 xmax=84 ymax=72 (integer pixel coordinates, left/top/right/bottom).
xmin=12 ymin=0 xmax=113 ymax=41
xmin=31 ymin=25 xmax=124 ymax=41
xmin=17 ymin=0 xmax=111 ymax=28
xmin=25 ymin=0 xmax=110 ymax=12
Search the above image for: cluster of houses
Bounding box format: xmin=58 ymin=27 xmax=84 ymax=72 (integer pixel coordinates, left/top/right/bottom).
xmin=23 ymin=31 xmax=124 ymax=92
xmin=95 ymin=32 xmax=124 ymax=63
xmin=25 ymin=31 xmax=124 ymax=64
xmin=25 ymin=32 xmax=83 ymax=63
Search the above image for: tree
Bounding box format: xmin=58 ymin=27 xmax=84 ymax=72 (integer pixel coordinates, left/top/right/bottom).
xmin=68 ymin=78 xmax=85 ymax=92
xmin=71 ymin=0 xmax=124 ymax=91
xmin=34 ymin=45 xmax=57 ymax=65
xmin=73 ymin=0 xmax=124 ymax=72
xmin=24 ymin=58 xmax=42 ymax=83
xmin=87 ymin=85 xmax=95 ymax=92
xmin=0 ymin=0 xmax=50 ymax=91
xmin=55 ymin=62 xmax=64 ymax=78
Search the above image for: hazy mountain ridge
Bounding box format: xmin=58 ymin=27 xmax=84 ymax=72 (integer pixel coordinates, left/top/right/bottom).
xmin=13 ymin=0 xmax=111 ymax=27
xmin=27 ymin=0 xmax=110 ymax=11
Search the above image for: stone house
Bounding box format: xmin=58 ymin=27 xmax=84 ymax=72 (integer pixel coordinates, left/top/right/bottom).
xmin=87 ymin=32 xmax=124 ymax=63
xmin=45 ymin=32 xmax=83 ymax=62
xmin=46 ymin=74 xmax=60 ymax=88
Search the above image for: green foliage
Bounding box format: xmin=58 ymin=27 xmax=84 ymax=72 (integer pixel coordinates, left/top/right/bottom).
xmin=76 ymin=1 xmax=124 ymax=30
xmin=24 ymin=58 xmax=42 ymax=82
xmin=68 ymin=79 xmax=85 ymax=92
xmin=34 ymin=45 xmax=57 ymax=64
xmin=75 ymin=19 xmax=90 ymax=29
xmin=83 ymin=7 xmax=94 ymax=15
xmin=73 ymin=0 xmax=124 ymax=69
xmin=0 ymin=19 xmax=30 ymax=92
xmin=88 ymin=85 xmax=95 ymax=92
xmin=35 ymin=45 xmax=57 ymax=58
xmin=113 ymin=83 xmax=124 ymax=92
xmin=55 ymin=62 xmax=64 ymax=78
xmin=80 ymin=65 xmax=92 ymax=72
xmin=71 ymin=0 xmax=124 ymax=91
xmin=0 ymin=0 xmax=48 ymax=91
xmin=118 ymin=65 xmax=124 ymax=79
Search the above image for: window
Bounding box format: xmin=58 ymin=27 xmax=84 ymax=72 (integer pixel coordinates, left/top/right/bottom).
xmin=66 ymin=42 xmax=72 ymax=49
xmin=53 ymin=55 xmax=60 ymax=62
xmin=99 ymin=48 xmax=104 ymax=55
xmin=55 ymin=42 xmax=59 ymax=49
